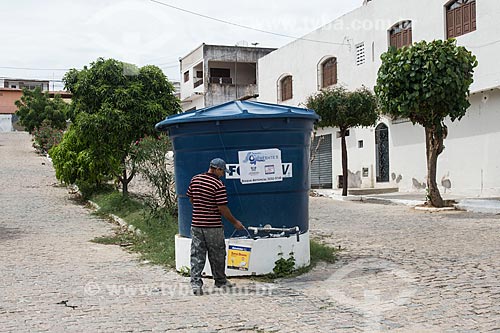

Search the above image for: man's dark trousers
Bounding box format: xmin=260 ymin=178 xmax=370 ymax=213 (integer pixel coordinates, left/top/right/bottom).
xmin=190 ymin=226 xmax=227 ymax=288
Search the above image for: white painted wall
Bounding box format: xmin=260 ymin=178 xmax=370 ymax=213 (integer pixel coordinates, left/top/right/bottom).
xmin=258 ymin=0 xmax=500 ymax=196
xmin=180 ymin=45 xmax=204 ymax=106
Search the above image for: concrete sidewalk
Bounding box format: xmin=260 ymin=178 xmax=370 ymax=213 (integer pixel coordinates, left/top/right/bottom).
xmin=313 ymin=189 xmax=500 ymax=214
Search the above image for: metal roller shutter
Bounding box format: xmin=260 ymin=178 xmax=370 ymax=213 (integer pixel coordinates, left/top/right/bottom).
xmin=310 ymin=134 xmax=333 ymax=189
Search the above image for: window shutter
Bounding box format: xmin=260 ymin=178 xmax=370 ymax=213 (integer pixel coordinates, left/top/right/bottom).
xmin=463 ymin=3 xmax=471 ymax=33
xmin=390 ymin=34 xmax=397 ymax=48
xmin=447 ymin=10 xmax=455 ymax=38
xmin=322 ymin=58 xmax=337 ymax=88
xmin=471 ymin=1 xmax=476 ymax=30
xmin=454 ymin=7 xmax=463 ymax=37
xmin=281 ymin=76 xmax=292 ymax=101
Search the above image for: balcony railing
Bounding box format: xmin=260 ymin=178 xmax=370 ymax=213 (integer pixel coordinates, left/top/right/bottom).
xmin=193 ymin=79 xmax=203 ymax=88
xmin=209 ymin=77 xmax=233 ymax=84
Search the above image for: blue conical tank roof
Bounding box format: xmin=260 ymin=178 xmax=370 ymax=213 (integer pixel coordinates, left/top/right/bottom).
xmin=155 ymin=100 xmax=319 ymax=131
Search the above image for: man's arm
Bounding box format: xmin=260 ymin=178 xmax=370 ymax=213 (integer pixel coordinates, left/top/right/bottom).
xmin=218 ymin=205 xmax=244 ymax=230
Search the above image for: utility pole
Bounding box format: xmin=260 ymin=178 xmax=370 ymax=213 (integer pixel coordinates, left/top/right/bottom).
xmin=235 ymin=46 xmax=238 ymax=100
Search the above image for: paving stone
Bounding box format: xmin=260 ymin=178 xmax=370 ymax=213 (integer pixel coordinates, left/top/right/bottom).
xmin=1 ymin=132 xmax=499 ymax=332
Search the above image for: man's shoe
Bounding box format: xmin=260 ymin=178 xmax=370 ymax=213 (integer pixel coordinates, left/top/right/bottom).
xmin=215 ymin=281 xmax=235 ymax=289
xmin=192 ymin=287 xmax=204 ymax=296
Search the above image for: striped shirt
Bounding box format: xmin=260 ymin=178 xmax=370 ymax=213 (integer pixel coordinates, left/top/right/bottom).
xmin=186 ymin=172 xmax=228 ymax=227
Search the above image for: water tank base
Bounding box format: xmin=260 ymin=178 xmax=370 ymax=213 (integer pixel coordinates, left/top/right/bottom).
xmin=175 ymin=232 xmax=311 ymax=276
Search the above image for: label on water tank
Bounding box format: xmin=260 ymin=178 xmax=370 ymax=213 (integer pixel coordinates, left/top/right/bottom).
xmin=238 ymin=148 xmax=283 ymax=184
xmin=225 ymin=148 xmax=292 ymax=184
xmin=226 ymin=163 xmax=292 ymax=180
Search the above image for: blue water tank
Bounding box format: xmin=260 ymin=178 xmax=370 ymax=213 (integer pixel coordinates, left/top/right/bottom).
xmin=155 ymin=101 xmax=319 ymax=238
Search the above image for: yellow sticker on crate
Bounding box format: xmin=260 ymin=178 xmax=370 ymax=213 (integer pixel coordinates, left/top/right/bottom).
xmin=227 ymin=245 xmax=251 ymax=271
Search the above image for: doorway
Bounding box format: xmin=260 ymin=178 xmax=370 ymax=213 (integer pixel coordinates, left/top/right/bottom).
xmin=375 ymin=123 xmax=389 ymax=182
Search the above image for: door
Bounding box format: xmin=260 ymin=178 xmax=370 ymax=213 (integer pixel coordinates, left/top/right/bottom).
xmin=375 ymin=123 xmax=389 ymax=182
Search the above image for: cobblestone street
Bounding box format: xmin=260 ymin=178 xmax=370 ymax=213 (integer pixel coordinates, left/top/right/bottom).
xmin=1 ymin=132 xmax=499 ymax=332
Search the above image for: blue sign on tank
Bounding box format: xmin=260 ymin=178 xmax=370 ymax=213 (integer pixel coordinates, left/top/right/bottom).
xmin=155 ymin=100 xmax=319 ymax=238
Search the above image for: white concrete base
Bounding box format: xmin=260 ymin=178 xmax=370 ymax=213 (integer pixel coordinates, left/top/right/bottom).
xmin=175 ymin=232 xmax=310 ymax=276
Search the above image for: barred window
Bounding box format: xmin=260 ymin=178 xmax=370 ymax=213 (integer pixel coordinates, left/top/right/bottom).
xmin=446 ymin=0 xmax=476 ymax=38
xmin=389 ymin=21 xmax=412 ymax=49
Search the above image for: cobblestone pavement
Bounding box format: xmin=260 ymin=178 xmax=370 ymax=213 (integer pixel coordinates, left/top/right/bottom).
xmin=1 ymin=132 xmax=499 ymax=332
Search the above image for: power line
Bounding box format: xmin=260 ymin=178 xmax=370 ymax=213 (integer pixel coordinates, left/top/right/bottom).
xmin=0 ymin=66 xmax=71 ymax=71
xmin=0 ymin=76 xmax=64 ymax=82
xmin=149 ymin=0 xmax=349 ymax=46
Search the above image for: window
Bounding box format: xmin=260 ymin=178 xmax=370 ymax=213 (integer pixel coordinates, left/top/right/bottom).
xmin=355 ymin=43 xmax=365 ymax=66
xmin=389 ymin=21 xmax=412 ymax=49
xmin=358 ymin=140 xmax=364 ymax=148
xmin=183 ymin=71 xmax=189 ymax=82
xmin=321 ymin=57 xmax=337 ymax=88
xmin=446 ymin=0 xmax=476 ymax=38
xmin=280 ymin=75 xmax=293 ymax=101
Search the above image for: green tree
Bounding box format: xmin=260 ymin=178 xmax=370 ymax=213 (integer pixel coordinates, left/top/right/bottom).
xmin=306 ymin=86 xmax=378 ymax=196
xmin=15 ymin=87 xmax=67 ymax=133
xmin=50 ymin=58 xmax=180 ymax=195
xmin=375 ymin=40 xmax=477 ymax=207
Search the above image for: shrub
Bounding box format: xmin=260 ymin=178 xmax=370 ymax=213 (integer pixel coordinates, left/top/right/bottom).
xmin=130 ymin=134 xmax=177 ymax=216
xmin=32 ymin=120 xmax=64 ymax=154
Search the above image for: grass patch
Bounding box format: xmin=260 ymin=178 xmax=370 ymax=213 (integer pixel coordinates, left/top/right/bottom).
xmin=90 ymin=190 xmax=178 ymax=268
xmin=89 ymin=189 xmax=339 ymax=279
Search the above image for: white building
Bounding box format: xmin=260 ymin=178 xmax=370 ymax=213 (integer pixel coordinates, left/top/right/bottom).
xmin=179 ymin=43 xmax=275 ymax=111
xmin=258 ymin=0 xmax=500 ymax=197
xmin=0 ymin=78 xmax=49 ymax=91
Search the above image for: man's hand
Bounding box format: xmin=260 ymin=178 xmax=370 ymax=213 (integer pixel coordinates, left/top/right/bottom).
xmin=233 ymin=220 xmax=245 ymax=230
xmin=219 ymin=205 xmax=244 ymax=230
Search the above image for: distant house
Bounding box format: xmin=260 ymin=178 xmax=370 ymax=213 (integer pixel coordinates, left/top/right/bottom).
xmin=179 ymin=43 xmax=276 ymax=112
xmin=0 ymin=78 xmax=70 ymax=132
xmin=0 ymin=88 xmax=22 ymax=132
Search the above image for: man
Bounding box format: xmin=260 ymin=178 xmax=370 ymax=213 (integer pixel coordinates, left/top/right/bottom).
xmin=187 ymin=158 xmax=244 ymax=296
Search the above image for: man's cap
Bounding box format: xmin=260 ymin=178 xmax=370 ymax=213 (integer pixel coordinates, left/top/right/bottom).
xmin=210 ymin=158 xmax=229 ymax=173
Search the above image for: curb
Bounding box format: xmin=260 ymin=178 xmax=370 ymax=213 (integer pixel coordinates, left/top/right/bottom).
xmin=87 ymin=200 xmax=143 ymax=236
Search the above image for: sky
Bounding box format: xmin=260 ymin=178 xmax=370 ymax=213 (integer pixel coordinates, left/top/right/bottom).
xmin=0 ymin=0 xmax=361 ymax=90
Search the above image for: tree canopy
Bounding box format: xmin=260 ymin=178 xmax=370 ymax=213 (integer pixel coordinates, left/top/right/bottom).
xmin=15 ymin=87 xmax=68 ymax=133
xmin=308 ymin=86 xmax=378 ymax=131
xmin=306 ymin=86 xmax=378 ymax=195
xmin=50 ymin=58 xmax=180 ymax=196
xmin=375 ymin=39 xmax=477 ymax=207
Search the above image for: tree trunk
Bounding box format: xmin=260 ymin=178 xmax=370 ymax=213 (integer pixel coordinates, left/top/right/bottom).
xmin=121 ymin=168 xmax=129 ymax=195
xmin=341 ymin=130 xmax=348 ymax=196
xmin=425 ymin=126 xmax=444 ymax=207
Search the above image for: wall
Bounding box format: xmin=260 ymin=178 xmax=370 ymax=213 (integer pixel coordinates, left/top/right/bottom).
xmin=180 ymin=44 xmax=204 ymax=104
xmin=0 ymin=89 xmax=22 ymax=115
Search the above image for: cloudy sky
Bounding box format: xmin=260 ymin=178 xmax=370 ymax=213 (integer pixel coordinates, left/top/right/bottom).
xmin=0 ymin=0 xmax=361 ymax=89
